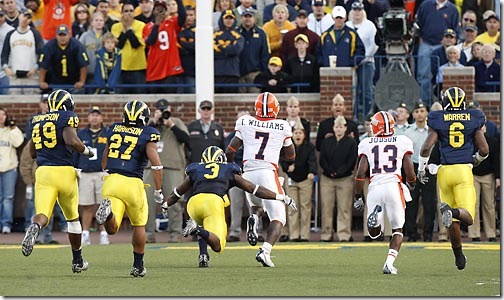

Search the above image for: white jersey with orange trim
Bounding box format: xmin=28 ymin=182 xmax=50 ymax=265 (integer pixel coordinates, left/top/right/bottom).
xmin=358 ymin=134 xmax=414 ymax=188
xmin=234 ymin=115 xmax=293 ymax=172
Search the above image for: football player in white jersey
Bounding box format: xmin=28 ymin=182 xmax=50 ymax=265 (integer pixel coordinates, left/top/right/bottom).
xmin=226 ymin=92 xmax=296 ymax=267
xmin=353 ymin=111 xmax=417 ymax=275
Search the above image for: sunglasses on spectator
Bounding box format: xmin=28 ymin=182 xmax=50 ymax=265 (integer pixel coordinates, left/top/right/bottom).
xmin=123 ymin=9 xmax=134 ymax=12
xmin=463 ymin=18 xmax=476 ymax=22
xmin=200 ymin=107 xmax=211 ymax=111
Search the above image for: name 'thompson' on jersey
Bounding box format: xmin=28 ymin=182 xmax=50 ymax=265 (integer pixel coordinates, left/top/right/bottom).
xmin=234 ymin=114 xmax=292 ymax=172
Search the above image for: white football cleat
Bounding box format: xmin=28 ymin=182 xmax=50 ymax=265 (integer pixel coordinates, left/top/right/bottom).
xmin=256 ymin=248 xmax=275 ymax=267
xmin=383 ymin=262 xmax=397 ymax=275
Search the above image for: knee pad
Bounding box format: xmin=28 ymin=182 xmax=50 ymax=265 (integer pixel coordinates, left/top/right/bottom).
xmin=67 ymin=221 xmax=82 ymax=234
xmin=369 ymin=231 xmax=383 ymax=240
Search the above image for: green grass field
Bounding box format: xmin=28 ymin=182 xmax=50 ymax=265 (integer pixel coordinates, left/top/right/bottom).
xmin=0 ymin=242 xmax=500 ymax=296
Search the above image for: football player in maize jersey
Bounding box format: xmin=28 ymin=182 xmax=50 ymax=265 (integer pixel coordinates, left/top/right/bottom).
xmin=353 ymin=111 xmax=416 ymax=275
xmin=418 ymin=87 xmax=489 ymax=270
xmin=22 ymin=89 xmax=95 ymax=274
xmin=161 ymin=146 xmax=296 ymax=267
xmin=226 ymin=92 xmax=296 ymax=267
xmin=95 ymin=100 xmax=163 ymax=277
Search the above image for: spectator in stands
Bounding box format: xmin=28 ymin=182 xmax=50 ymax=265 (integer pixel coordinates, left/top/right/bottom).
xmin=96 ymin=0 xmax=118 ymax=31
xmin=435 ymin=46 xmax=465 ymax=97
xmin=111 ymin=2 xmax=146 ymax=94
xmin=404 ymin=102 xmax=437 ymax=242
xmin=2 ymin=8 xmax=43 ymax=95
xmin=280 ymin=118 xmax=316 ymax=242
xmin=107 ymin=0 xmax=122 ymax=21
xmin=237 ymin=8 xmax=269 ymax=93
xmin=346 ymin=1 xmax=378 ymax=116
xmin=3 ymin=0 xmax=19 ymax=27
xmin=431 ymin=29 xmax=468 ymax=77
xmin=38 ymin=24 xmax=89 ymax=94
xmin=468 ymin=122 xmax=500 ymax=242
xmin=279 ymin=9 xmax=319 ymax=63
xmin=212 ymin=0 xmax=235 ymax=32
xmin=144 ymin=0 xmax=186 ymax=94
xmin=24 ymin=0 xmax=43 ymax=31
xmin=79 ymin=11 xmax=106 ymax=91
xmin=317 ymin=6 xmax=365 ymax=68
xmin=41 ymin=0 xmax=79 ymax=42
xmin=475 ymin=10 xmax=500 ymax=45
xmin=0 ymin=108 xmax=24 ymax=234
xmin=93 ymin=32 xmax=121 ymax=93
xmin=213 ymin=9 xmax=244 ymax=93
xmin=462 ymin=2 xmax=495 ymax=32
xmin=316 ymin=93 xmax=360 ymax=151
xmin=283 ymin=33 xmax=320 ymax=92
xmin=263 ymin=4 xmax=295 ymax=58
xmin=394 ymin=102 xmax=411 ymax=135
xmin=457 ymin=24 xmax=478 ymax=61
xmin=474 ymin=43 xmax=500 ymax=92
xmin=72 ymin=3 xmax=90 ymax=39
xmin=263 ymin=0 xmax=297 ymax=23
xmin=415 ymin=0 xmax=459 ymax=105
xmin=307 ymin=0 xmax=332 ymax=36
xmin=467 ymin=41 xmax=483 ymax=66
xmin=0 ymin=8 xmax=13 ymax=95
xmin=254 ymin=56 xmax=289 ymax=93
xmin=135 ymin=0 xmax=154 ymax=23
xmin=177 ymin=5 xmax=195 ymax=94
xmin=458 ymin=10 xmax=477 ymax=39
xmin=319 ymin=115 xmax=357 ymax=242
xmin=235 ymin=0 xmax=262 ymax=27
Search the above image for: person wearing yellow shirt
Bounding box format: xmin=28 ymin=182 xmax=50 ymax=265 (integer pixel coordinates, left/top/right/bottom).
xmin=474 ymin=10 xmax=500 ymax=45
xmin=263 ymin=3 xmax=295 ymax=57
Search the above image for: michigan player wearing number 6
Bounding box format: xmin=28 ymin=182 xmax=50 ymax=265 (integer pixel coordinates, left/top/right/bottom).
xmin=161 ymin=145 xmax=297 ymax=268
xmin=22 ymin=90 xmax=95 ymax=274
xmin=95 ymin=100 xmax=163 ymax=277
xmin=353 ymin=111 xmax=416 ymax=275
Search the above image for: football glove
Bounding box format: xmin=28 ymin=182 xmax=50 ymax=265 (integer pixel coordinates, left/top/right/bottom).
xmin=406 ymin=180 xmax=416 ymax=191
xmin=282 ymin=195 xmax=297 ymax=211
xmin=353 ymin=195 xmax=364 ymax=211
xmin=417 ymin=169 xmax=429 ymax=184
xmin=473 ymin=151 xmax=488 ymax=167
xmin=161 ymin=202 xmax=169 ymax=219
xmin=154 ymin=189 xmax=164 ymax=204
xmin=82 ymin=146 xmax=95 ymax=158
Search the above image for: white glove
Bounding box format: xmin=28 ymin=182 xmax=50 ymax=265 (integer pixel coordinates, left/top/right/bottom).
xmin=417 ymin=169 xmax=429 ymax=184
xmin=82 ymin=145 xmax=95 ymax=158
xmin=282 ymin=195 xmax=297 ymax=211
xmin=473 ymin=151 xmax=488 ymax=167
xmin=161 ymin=202 xmax=169 ymax=219
xmin=26 ymin=184 xmax=33 ymax=200
xmin=353 ymin=195 xmax=364 ymax=211
xmin=154 ymin=189 xmax=164 ymax=204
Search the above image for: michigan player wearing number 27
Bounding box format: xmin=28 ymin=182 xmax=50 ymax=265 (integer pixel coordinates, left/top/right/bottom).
xmin=418 ymin=87 xmax=489 ymax=270
xmin=161 ymin=145 xmax=297 ymax=268
xmin=95 ymin=100 xmax=164 ymax=277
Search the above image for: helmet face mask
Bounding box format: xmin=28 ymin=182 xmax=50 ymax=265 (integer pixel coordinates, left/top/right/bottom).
xmin=255 ymin=92 xmax=280 ymax=118
xmin=47 ymin=89 xmax=74 ymax=112
xmin=442 ymin=87 xmax=466 ymax=111
xmin=371 ymin=111 xmax=395 ymax=137
xmin=201 ymin=146 xmax=227 ymax=163
xmin=123 ymin=100 xmax=150 ymax=126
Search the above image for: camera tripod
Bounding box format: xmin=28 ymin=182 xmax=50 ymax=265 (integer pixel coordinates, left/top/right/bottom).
xmin=384 ymin=41 xmax=412 ymax=75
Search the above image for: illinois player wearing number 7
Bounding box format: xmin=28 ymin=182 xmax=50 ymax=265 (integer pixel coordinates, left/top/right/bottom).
xmin=95 ymin=100 xmax=163 ymax=277
xmin=226 ymin=92 xmax=296 ymax=267
xmin=354 ymin=111 xmax=416 ymax=275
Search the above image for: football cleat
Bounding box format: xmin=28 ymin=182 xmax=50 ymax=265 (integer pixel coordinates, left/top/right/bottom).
xmin=22 ymin=223 xmax=40 ymax=257
xmin=95 ymin=199 xmax=112 ymax=225
xmin=383 ymin=262 xmax=397 ymax=275
xmin=199 ymin=254 xmax=210 ymax=268
xmin=246 ymin=214 xmax=259 ymax=246
xmin=72 ymin=260 xmax=89 ymax=273
xmin=256 ymin=248 xmax=275 ymax=267
xmin=182 ymin=219 xmax=198 ymax=237
xmin=455 ymin=254 xmax=467 ymax=270
xmin=439 ymin=203 xmax=453 ymax=228
xmin=100 ymin=232 xmax=110 ymax=245
xmin=367 ymin=205 xmax=382 ymax=228
xmin=130 ymin=266 xmax=147 ymax=277
xmin=82 ymin=231 xmax=91 ymax=246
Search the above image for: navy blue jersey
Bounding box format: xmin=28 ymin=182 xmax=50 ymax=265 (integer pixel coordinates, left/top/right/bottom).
xmin=74 ymin=125 xmax=108 ymax=172
xmin=186 ymin=162 xmax=242 ymax=198
xmin=105 ymin=122 xmax=160 ymax=179
xmin=31 ymin=110 xmax=80 ymax=167
xmin=427 ymin=109 xmax=485 ymax=165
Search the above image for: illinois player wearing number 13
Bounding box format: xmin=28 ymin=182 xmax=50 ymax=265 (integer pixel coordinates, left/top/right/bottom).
xmin=354 ymin=111 xmax=416 ymax=275
xmin=418 ymin=87 xmax=489 ymax=271
xmin=95 ymin=100 xmax=163 ymax=277
xmin=226 ymin=92 xmax=296 ymax=268
xmin=22 ymin=89 xmax=95 ymax=274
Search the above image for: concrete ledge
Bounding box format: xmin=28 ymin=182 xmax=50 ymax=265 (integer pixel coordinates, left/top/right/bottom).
xmin=442 ymin=66 xmax=475 ymax=76
xmin=320 ymin=67 xmax=354 ymax=77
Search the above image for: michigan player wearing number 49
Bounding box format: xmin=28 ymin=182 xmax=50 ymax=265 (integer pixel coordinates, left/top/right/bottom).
xmin=22 ymin=90 xmax=95 ymax=274
xmin=95 ymin=100 xmax=163 ymax=277
xmin=353 ymin=111 xmax=417 ymax=275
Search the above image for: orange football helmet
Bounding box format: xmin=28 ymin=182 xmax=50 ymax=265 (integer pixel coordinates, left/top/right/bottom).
xmin=371 ymin=111 xmax=395 ymax=136
xmin=255 ymin=92 xmax=279 ymax=118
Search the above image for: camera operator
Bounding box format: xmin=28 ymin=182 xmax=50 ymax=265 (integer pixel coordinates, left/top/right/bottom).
xmin=143 ymin=98 xmax=190 ymax=243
